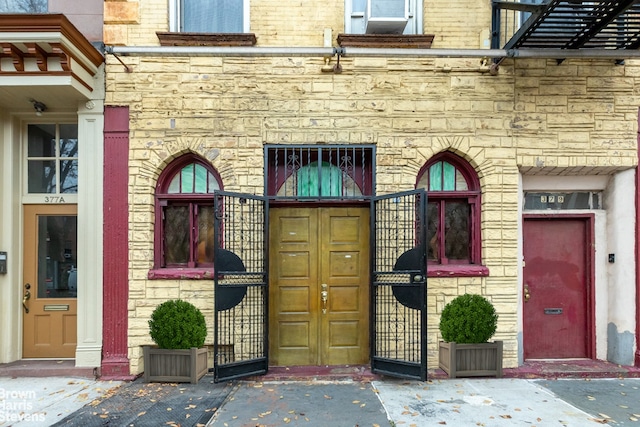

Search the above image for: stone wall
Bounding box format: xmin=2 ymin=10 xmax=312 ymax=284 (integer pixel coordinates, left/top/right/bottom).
xmin=103 ymin=0 xmax=639 ymax=375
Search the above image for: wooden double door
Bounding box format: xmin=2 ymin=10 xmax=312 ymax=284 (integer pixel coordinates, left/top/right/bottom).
xmin=269 ymin=207 xmax=370 ymax=366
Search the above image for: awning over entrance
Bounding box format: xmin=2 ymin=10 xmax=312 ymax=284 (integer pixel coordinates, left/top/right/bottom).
xmin=493 ymin=0 xmax=640 ymax=53
xmin=0 ymin=14 xmax=104 ymax=111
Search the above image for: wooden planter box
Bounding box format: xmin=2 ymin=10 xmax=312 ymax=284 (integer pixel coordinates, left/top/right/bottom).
xmin=439 ymin=341 xmax=503 ymax=379
xmin=143 ymin=346 xmax=209 ymax=384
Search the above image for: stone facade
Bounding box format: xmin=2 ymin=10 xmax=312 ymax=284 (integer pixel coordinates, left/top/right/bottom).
xmin=104 ymin=0 xmax=639 ymax=375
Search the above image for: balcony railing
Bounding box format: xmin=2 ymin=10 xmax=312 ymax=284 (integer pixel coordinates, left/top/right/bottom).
xmin=492 ymin=0 xmax=640 ymax=51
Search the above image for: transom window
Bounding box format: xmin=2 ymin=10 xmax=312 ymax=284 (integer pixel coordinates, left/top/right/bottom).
xmin=346 ymin=0 xmax=421 ymax=34
xmin=154 ymin=154 xmax=221 ymax=270
xmin=26 ymin=124 xmax=78 ymax=195
xmin=266 ymin=145 xmax=374 ymax=200
xmin=169 ymin=0 xmax=249 ymax=33
xmin=417 ymin=153 xmax=482 ymax=268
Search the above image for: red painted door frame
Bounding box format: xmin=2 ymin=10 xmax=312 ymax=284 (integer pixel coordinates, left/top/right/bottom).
xmin=523 ymin=213 xmax=596 ymax=360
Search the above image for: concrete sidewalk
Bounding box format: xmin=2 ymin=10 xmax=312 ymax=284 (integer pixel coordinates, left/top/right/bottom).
xmin=2 ymin=375 xmax=640 ymax=427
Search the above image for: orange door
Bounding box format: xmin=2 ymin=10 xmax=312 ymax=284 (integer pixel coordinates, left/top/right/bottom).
xmin=523 ymin=217 xmax=592 ymax=359
xmin=23 ymin=204 xmax=78 ymax=358
xmin=269 ymin=207 xmax=370 ymax=366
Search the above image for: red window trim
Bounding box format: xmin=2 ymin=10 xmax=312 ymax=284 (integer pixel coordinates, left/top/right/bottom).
xmin=419 ymin=152 xmax=485 ymax=276
xmin=152 ymin=154 xmax=221 ymax=274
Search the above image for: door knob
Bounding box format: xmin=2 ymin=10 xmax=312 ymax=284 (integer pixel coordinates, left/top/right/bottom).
xmin=524 ymin=284 xmax=531 ymax=303
xmin=23 ymin=283 xmax=31 ymax=314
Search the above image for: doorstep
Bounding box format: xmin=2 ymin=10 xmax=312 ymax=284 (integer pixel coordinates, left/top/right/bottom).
xmin=0 ymin=359 xmax=96 ymax=378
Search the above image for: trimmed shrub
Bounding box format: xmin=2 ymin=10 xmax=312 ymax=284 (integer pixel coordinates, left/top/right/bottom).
xmin=148 ymin=299 xmax=207 ymax=349
xmin=439 ymin=294 xmax=498 ymax=344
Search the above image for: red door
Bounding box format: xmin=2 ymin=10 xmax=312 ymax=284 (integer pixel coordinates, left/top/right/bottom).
xmin=523 ymin=217 xmax=592 ymax=359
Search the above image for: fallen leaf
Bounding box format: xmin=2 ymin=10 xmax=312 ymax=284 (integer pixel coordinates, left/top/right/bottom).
xmin=500 ymin=415 xmax=512 ymax=419
xmin=587 ymin=396 xmax=596 ymax=401
xmin=137 ymin=411 xmax=146 ymax=416
xmin=598 ymin=413 xmax=611 ymax=419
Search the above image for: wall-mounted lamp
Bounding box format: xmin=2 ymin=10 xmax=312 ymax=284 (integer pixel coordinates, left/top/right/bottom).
xmin=29 ymin=99 xmax=47 ymax=116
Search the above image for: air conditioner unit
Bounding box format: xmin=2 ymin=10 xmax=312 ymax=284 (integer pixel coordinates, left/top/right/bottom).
xmin=365 ymin=0 xmax=409 ymax=34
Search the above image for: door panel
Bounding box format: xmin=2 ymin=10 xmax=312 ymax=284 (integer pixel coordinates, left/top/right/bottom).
xmin=23 ymin=204 xmax=78 ymax=358
xmin=269 ymin=207 xmax=369 ymax=366
xmin=523 ymin=217 xmax=591 ymax=359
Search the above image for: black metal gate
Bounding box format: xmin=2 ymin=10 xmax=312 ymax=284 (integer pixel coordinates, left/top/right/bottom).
xmin=213 ymin=191 xmax=268 ymax=382
xmin=371 ymin=190 xmax=428 ymax=380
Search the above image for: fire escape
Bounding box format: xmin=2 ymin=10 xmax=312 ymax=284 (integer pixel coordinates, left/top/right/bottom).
xmin=492 ymin=0 xmax=640 ymax=62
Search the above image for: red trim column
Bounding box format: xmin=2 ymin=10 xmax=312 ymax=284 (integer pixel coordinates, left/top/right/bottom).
xmin=636 ymin=108 xmax=640 ymax=367
xmin=101 ymin=106 xmax=133 ymax=379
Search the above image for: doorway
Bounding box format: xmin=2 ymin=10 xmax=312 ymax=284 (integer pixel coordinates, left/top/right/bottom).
xmin=523 ymin=216 xmax=594 ymax=359
xmin=23 ymin=204 xmax=78 ymax=358
xmin=269 ymin=207 xmax=370 ymax=366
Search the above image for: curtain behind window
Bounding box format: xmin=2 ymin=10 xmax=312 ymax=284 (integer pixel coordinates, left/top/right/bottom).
xmin=182 ymin=0 xmax=243 ymax=33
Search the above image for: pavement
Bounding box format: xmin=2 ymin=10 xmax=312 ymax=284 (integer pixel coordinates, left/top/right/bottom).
xmin=1 ymin=368 xmax=640 ymax=426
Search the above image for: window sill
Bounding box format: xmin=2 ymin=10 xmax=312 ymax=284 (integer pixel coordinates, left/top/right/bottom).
xmin=156 ymin=32 xmax=257 ymax=47
xmin=427 ymin=265 xmax=490 ymax=278
xmin=148 ymin=268 xmax=214 ymax=280
xmin=337 ymin=34 xmax=434 ymax=49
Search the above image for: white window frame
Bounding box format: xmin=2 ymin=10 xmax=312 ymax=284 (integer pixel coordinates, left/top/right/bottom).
xmin=344 ymin=0 xmax=422 ymax=34
xmin=169 ymin=0 xmax=250 ymax=33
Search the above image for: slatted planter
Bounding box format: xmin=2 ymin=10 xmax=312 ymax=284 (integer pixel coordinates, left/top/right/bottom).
xmin=439 ymin=341 xmax=503 ymax=379
xmin=143 ymin=346 xmax=208 ymax=384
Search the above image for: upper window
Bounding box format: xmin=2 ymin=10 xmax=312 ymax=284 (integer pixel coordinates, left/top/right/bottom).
xmin=0 ymin=0 xmax=47 ymax=13
xmin=346 ymin=0 xmax=422 ymax=34
xmin=26 ymin=124 xmax=78 ymax=195
xmin=154 ymin=154 xmax=222 ymax=271
xmin=417 ymin=153 xmax=482 ymax=269
xmin=169 ymin=0 xmax=249 ymax=33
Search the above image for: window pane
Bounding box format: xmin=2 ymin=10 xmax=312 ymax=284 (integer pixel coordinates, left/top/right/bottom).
xmin=28 ymin=160 xmax=56 ymax=193
xmin=194 ymin=164 xmax=208 ymax=193
xmin=60 ymin=160 xmax=78 ymax=194
xmin=208 ymin=171 xmax=220 ymax=192
xmin=0 ymin=0 xmax=47 ymax=12
xmin=443 ymin=161 xmax=455 ymax=191
xmin=429 ymin=161 xmax=442 ymax=191
xmin=183 ymin=0 xmax=243 ymax=33
xmin=28 ymin=124 xmax=56 ymax=157
xmin=427 ymin=202 xmax=439 ymax=261
xmin=164 ymin=205 xmax=190 ymax=265
xmin=445 ymin=202 xmax=470 ymax=261
xmin=168 ymin=175 xmax=181 ymax=193
xmin=181 ymin=164 xmax=194 ymax=193
xmin=196 ymin=205 xmax=215 ymax=264
xmin=455 ymin=169 xmax=468 ymax=190
xmin=37 ymin=215 xmax=77 ymax=298
xmin=59 ymin=124 xmax=78 ymax=157
xmin=352 ymin=0 xmax=366 ymax=13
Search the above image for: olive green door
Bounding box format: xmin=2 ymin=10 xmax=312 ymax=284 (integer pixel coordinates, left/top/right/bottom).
xmin=269 ymin=207 xmax=370 ymax=366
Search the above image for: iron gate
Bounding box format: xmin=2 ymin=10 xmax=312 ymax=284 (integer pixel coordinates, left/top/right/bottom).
xmin=213 ymin=191 xmax=268 ymax=382
xmin=371 ymin=189 xmax=428 ymax=380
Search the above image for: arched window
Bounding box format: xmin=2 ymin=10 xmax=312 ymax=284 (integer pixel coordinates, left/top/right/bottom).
xmin=417 ymin=153 xmax=483 ymax=270
xmin=154 ymin=154 xmax=221 ymax=270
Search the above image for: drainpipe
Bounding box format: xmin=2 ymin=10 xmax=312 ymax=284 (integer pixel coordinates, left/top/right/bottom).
xmin=105 ymin=45 xmax=640 ymax=60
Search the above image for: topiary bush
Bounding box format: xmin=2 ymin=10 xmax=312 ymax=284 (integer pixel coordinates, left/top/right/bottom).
xmin=439 ymin=294 xmax=498 ymax=344
xmin=148 ymin=299 xmax=207 ymax=349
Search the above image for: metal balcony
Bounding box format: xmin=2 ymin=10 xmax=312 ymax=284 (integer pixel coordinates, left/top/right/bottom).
xmin=492 ymin=0 xmax=640 ymax=54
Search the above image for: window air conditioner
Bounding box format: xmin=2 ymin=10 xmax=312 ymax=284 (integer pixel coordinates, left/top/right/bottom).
xmin=365 ymin=0 xmax=409 ymax=34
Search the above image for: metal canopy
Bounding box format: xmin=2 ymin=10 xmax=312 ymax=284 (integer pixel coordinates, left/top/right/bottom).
xmin=494 ymin=0 xmax=640 ymax=51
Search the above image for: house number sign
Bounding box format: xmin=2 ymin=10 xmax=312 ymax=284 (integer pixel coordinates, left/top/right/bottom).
xmin=44 ymin=196 xmax=67 ymax=203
